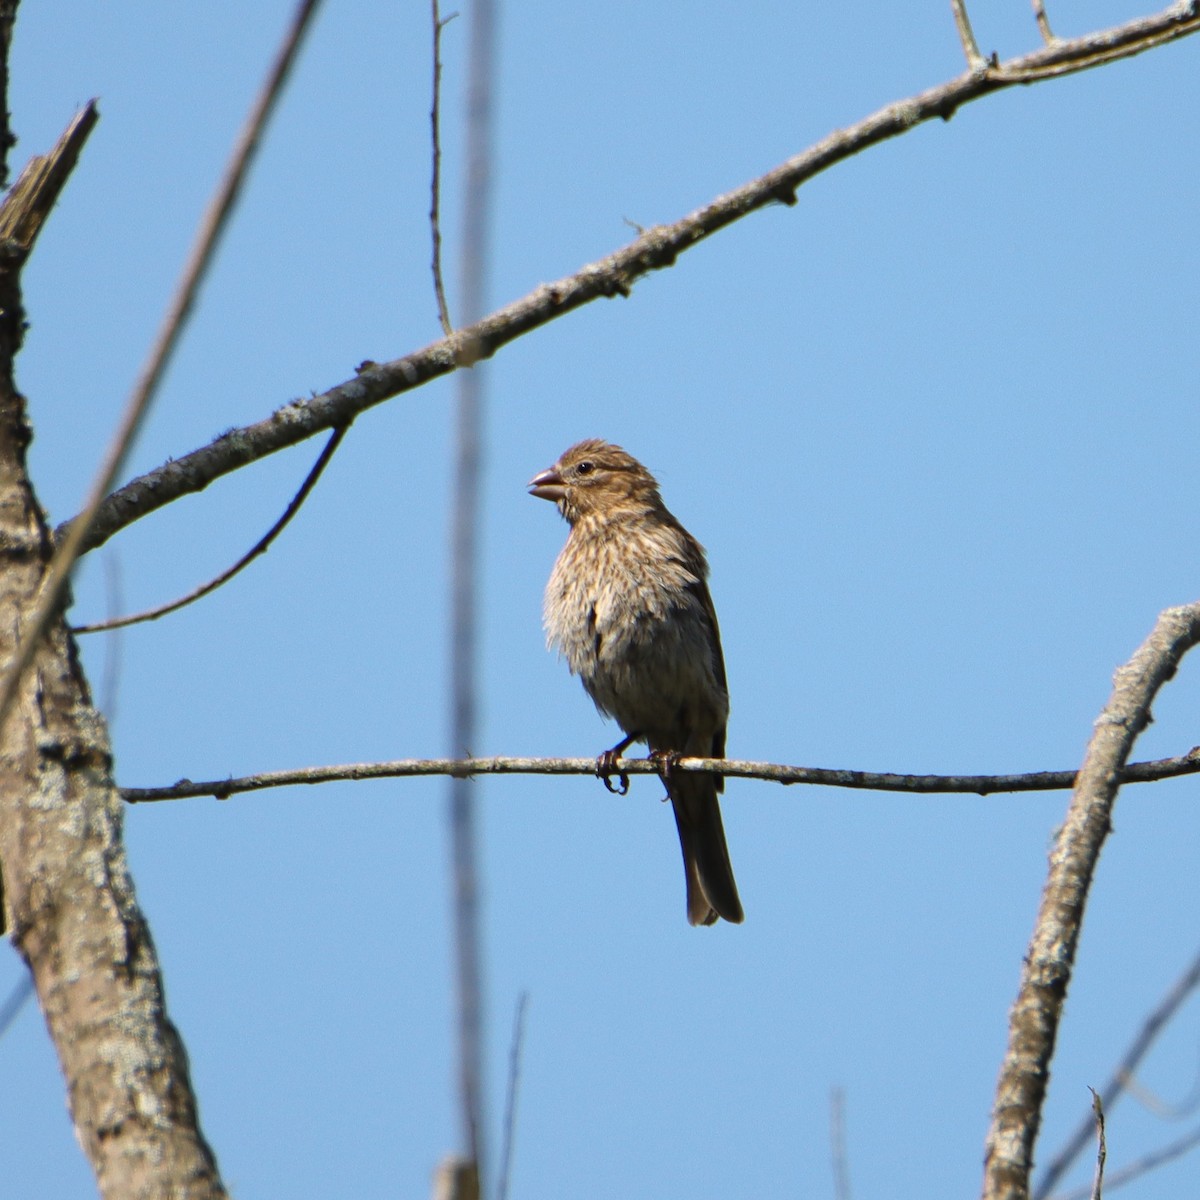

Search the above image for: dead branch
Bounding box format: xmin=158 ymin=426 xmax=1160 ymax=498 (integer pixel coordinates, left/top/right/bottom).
xmin=982 ymin=601 xmax=1200 ymax=1200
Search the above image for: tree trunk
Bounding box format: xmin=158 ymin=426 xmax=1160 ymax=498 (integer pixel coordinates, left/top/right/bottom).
xmin=0 ymin=6 xmax=227 ymax=1196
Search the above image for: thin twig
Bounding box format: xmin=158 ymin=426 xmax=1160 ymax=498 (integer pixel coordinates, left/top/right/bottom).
xmin=950 ymin=0 xmax=988 ymax=69
xmin=1035 ymin=945 xmax=1200 ymax=1198
xmin=448 ymin=0 xmax=497 ymax=1183
xmin=982 ymin=601 xmax=1200 ymax=1200
xmin=1033 ymin=0 xmax=1057 ymax=44
xmin=1051 ymin=1122 xmax=1200 ymax=1200
xmin=1118 ymin=1058 xmax=1200 ymax=1120
xmin=0 ymin=0 xmax=324 ymax=738
xmin=430 ymin=0 xmax=457 ymax=334
xmin=66 ymin=3 xmax=1200 ymax=561
xmin=71 ymin=425 xmax=348 ymax=635
xmin=497 ymin=993 xmax=528 ymax=1200
xmin=119 ymin=744 xmax=1200 ymax=803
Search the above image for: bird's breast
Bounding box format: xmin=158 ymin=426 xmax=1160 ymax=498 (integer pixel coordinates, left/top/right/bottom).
xmin=542 ymin=523 xmax=726 ymax=741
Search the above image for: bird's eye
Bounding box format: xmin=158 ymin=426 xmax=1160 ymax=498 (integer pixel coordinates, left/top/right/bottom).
xmin=575 ymin=461 xmax=595 ymax=476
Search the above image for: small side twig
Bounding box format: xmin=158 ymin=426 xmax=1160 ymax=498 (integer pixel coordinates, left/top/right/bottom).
xmin=950 ymin=0 xmax=987 ymax=69
xmin=1051 ymin=1122 xmax=1200 ymax=1200
xmin=1035 ymin=944 xmax=1200 ymax=1197
xmin=71 ymin=424 xmax=348 ymax=635
xmin=1033 ymin=0 xmax=1057 ymax=44
xmin=430 ymin=0 xmax=457 ymax=334
xmin=119 ymin=745 xmax=1200 ymax=804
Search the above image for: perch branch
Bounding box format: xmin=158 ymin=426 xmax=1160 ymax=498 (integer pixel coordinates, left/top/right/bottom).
xmin=119 ymin=743 xmax=1200 ymax=803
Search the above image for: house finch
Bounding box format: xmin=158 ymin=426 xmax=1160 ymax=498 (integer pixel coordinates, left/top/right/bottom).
xmin=529 ymin=439 xmax=743 ymax=926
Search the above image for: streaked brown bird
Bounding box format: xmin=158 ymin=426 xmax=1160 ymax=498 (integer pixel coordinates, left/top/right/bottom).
xmin=529 ymin=438 xmax=743 ymax=926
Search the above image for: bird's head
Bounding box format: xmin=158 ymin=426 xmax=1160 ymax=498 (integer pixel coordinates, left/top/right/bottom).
xmin=528 ymin=439 xmax=661 ymax=524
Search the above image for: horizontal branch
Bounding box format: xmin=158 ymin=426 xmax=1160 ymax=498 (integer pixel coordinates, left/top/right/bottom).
xmin=121 ymin=744 xmax=1200 ymax=803
xmin=68 ymin=1 xmax=1200 ymax=558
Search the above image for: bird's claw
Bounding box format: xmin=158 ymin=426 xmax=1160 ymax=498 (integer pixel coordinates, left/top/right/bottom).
xmin=596 ymin=731 xmax=642 ymax=796
xmin=647 ymin=750 xmax=682 ymax=803
xmin=595 ymin=749 xmax=630 ymax=795
xmin=650 ymin=748 xmax=682 ymax=785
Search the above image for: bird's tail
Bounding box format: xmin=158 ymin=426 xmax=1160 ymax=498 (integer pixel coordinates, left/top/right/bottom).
xmin=669 ymin=772 xmax=744 ymax=926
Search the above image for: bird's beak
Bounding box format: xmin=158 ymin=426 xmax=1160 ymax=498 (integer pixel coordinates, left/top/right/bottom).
xmin=528 ymin=466 xmax=566 ymax=502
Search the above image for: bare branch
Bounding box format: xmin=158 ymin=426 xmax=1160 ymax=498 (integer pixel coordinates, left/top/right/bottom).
xmin=982 ymin=601 xmax=1200 ymax=1200
xmin=118 ymin=744 xmax=1200 ymax=803
xmin=1035 ymin=945 xmax=1200 ymax=1198
xmin=71 ymin=425 xmax=348 ymax=634
xmin=66 ymin=3 xmax=1200 ymax=560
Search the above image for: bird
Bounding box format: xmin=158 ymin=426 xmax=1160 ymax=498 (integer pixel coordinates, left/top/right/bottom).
xmin=529 ymin=438 xmax=743 ymax=926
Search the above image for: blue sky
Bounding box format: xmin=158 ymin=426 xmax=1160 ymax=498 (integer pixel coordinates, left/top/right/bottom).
xmin=5 ymin=2 xmax=1200 ymax=1198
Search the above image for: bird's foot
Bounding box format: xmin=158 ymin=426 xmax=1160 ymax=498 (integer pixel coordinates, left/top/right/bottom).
xmin=649 ymin=749 xmax=682 ymax=781
xmin=596 ymin=751 xmax=629 ymax=795
xmin=596 ymin=732 xmax=640 ymax=795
